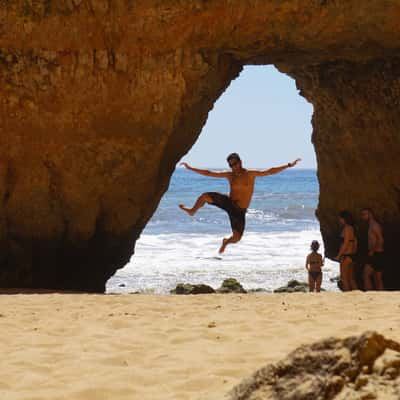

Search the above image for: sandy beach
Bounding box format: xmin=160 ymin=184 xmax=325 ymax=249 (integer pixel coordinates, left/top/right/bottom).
xmin=0 ymin=292 xmax=399 ymax=400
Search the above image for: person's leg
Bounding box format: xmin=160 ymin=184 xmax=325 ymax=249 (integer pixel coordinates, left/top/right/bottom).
xmin=219 ymin=209 xmax=246 ymax=254
xmin=308 ymin=274 xmax=314 ymax=292
xmin=373 ymin=271 xmax=384 ymax=291
xmin=179 ymin=193 xmax=213 ymax=216
xmin=349 ymin=263 xmax=359 ymax=290
xmin=342 ymin=257 xmax=358 ymax=291
xmin=316 ymin=273 xmax=322 ymax=293
xmin=363 ymin=264 xmax=374 ymax=290
xmin=219 ymin=230 xmax=242 ymax=254
xmin=340 ymin=260 xmax=350 ymax=291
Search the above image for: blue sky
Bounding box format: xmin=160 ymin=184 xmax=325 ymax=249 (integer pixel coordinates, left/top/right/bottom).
xmin=181 ymin=65 xmax=316 ymax=169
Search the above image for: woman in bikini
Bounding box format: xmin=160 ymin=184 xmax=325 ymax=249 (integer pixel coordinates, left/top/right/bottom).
xmin=305 ymin=240 xmax=324 ymax=292
xmin=335 ymin=210 xmax=358 ymax=291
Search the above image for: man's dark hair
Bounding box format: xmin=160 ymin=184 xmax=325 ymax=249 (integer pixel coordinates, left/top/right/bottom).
xmin=227 ymin=153 xmax=241 ymax=163
xmin=339 ymin=210 xmax=355 ymax=226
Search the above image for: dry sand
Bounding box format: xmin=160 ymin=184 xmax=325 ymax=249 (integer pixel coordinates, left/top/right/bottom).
xmin=0 ymin=291 xmax=399 ymax=400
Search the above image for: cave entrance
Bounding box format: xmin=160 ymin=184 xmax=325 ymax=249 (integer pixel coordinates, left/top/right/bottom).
xmin=107 ymin=66 xmax=337 ymax=294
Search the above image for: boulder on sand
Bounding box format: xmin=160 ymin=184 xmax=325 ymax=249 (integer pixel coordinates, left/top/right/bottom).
xmin=227 ymin=331 xmax=400 ymax=400
xmin=216 ymin=278 xmax=247 ymax=294
xmin=170 ymin=283 xmax=215 ymax=295
xmin=274 ymin=280 xmax=308 ymax=293
xmin=248 ymin=288 xmax=270 ymax=293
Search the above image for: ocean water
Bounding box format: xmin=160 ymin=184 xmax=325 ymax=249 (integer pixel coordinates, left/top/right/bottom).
xmin=107 ymin=168 xmax=339 ymax=293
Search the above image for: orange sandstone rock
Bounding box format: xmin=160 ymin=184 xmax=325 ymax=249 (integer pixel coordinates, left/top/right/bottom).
xmin=0 ymin=1 xmax=399 ymax=290
xmin=228 ymin=331 xmax=400 ymax=400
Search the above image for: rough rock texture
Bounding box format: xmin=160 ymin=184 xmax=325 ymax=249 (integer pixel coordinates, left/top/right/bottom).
xmin=227 ymin=331 xmax=400 ymax=400
xmin=1 ymin=1 xmax=400 ymax=290
xmin=281 ymin=60 xmax=400 ymax=289
xmin=170 ymin=283 xmax=215 ymax=295
xmin=217 ymin=278 xmax=247 ymax=294
xmin=274 ymin=280 xmax=308 ymax=293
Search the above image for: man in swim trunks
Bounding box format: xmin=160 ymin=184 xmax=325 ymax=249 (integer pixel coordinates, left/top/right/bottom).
xmin=360 ymin=208 xmax=385 ymax=290
xmin=179 ymin=153 xmax=301 ymax=253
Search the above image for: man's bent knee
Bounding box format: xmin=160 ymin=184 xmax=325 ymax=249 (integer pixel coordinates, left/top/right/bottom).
xmin=202 ymin=193 xmax=213 ymax=204
xmin=232 ymin=231 xmax=243 ymax=243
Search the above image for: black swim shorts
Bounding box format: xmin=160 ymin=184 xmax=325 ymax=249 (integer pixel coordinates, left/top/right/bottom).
xmin=367 ymin=252 xmax=385 ymax=272
xmin=206 ymin=192 xmax=246 ymax=235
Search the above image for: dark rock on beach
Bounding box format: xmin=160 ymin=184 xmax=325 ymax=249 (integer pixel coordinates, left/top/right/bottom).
xmin=216 ymin=278 xmax=247 ymax=294
xmin=329 ymin=275 xmax=344 ymax=291
xmin=227 ymin=331 xmax=400 ymax=400
xmin=170 ymin=283 xmax=216 ymax=295
xmin=170 ymin=279 xmax=248 ymax=295
xmin=274 ymin=280 xmax=308 ymax=293
xmin=247 ymin=288 xmax=270 ymax=293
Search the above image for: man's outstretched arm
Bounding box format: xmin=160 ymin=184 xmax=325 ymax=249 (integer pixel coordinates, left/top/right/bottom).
xmin=180 ymin=163 xmax=230 ymax=178
xmin=251 ymin=158 xmax=301 ymax=177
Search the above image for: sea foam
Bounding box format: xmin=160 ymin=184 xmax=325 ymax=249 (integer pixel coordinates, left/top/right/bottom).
xmin=107 ymin=229 xmax=339 ymax=293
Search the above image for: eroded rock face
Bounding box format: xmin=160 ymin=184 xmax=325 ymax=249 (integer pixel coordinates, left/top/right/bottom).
xmin=227 ymin=331 xmax=400 ymax=400
xmin=1 ymin=1 xmax=400 ymax=290
xmin=281 ymin=59 xmax=400 ymax=288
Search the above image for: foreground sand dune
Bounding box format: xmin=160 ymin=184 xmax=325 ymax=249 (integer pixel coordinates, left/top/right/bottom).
xmin=0 ymin=292 xmax=399 ymax=400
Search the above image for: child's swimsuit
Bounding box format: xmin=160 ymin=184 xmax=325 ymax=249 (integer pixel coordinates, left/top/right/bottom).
xmin=308 ymin=252 xmax=323 ymax=281
xmin=309 ymin=270 xmax=322 ymax=280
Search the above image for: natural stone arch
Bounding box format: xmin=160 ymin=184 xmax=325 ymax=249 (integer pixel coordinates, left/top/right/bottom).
xmin=0 ymin=1 xmax=399 ymax=291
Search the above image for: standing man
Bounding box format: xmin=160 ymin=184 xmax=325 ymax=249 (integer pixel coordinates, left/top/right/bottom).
xmin=179 ymin=153 xmax=301 ymax=253
xmin=360 ymin=208 xmax=385 ymax=290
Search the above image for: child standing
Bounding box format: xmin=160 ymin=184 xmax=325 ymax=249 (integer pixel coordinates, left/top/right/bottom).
xmin=305 ymin=240 xmax=324 ymax=292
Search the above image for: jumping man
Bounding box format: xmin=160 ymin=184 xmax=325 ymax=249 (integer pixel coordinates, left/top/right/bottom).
xmin=179 ymin=153 xmax=301 ymax=253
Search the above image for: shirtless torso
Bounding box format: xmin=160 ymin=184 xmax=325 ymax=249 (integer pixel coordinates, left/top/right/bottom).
xmin=368 ymin=220 xmax=384 ymax=253
xmin=228 ymin=169 xmax=256 ymax=209
xmin=361 ymin=209 xmax=385 ymax=290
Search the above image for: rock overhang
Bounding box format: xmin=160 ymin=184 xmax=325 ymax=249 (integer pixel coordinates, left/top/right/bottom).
xmin=0 ymin=0 xmax=399 ymax=291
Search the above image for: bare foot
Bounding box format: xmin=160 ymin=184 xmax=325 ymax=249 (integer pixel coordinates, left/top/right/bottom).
xmin=218 ymin=238 xmax=229 ymax=254
xmin=179 ymin=204 xmax=194 ymax=216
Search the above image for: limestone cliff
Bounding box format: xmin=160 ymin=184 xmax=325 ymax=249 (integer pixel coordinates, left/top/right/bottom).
xmin=0 ymin=1 xmax=399 ymax=291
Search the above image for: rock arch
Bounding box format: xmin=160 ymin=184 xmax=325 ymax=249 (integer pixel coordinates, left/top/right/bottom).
xmin=0 ymin=1 xmax=399 ymax=291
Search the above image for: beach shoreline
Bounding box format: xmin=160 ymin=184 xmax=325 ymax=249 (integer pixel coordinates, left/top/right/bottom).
xmin=1 ymin=291 xmax=399 ymax=399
